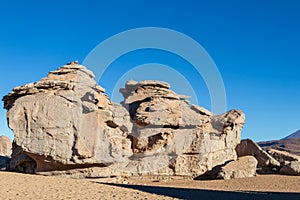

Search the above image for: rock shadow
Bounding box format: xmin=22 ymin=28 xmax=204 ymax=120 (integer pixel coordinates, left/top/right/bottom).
xmin=98 ymin=182 xmax=300 ymax=200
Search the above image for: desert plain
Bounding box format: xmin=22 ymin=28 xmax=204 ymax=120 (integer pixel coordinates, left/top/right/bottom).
xmin=1 ymin=172 xmax=300 ymax=200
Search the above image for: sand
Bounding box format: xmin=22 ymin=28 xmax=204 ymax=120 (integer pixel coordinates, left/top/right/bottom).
xmin=1 ymin=172 xmax=300 ymax=200
xmin=0 ymin=172 xmax=173 ymax=200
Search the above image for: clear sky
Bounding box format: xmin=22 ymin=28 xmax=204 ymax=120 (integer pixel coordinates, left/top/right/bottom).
xmin=0 ymin=0 xmax=299 ymax=142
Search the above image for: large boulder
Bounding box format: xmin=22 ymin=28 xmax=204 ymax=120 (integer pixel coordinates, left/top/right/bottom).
xmin=3 ymin=63 xmax=132 ymax=174
xmin=3 ymin=63 xmax=246 ymax=178
xmin=235 ymin=139 xmax=280 ymax=173
xmin=217 ymin=156 xmax=258 ymax=179
xmin=120 ymin=79 xmax=245 ymax=177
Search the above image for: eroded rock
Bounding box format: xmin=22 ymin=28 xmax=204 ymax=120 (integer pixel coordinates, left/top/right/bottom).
xmin=4 ymin=63 xmax=132 ymax=174
xmin=280 ymin=161 xmax=300 ymax=176
xmin=235 ymin=139 xmax=280 ymax=173
xmin=267 ymin=149 xmax=300 ymax=165
xmin=0 ymin=136 xmax=12 ymax=170
xmin=3 ymin=63 xmax=246 ymax=178
xmin=0 ymin=136 xmax=12 ymax=157
xmin=120 ymin=79 xmax=245 ymax=177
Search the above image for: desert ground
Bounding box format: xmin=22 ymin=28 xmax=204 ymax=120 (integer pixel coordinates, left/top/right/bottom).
xmin=1 ymin=172 xmax=300 ymax=200
xmin=0 ymin=172 xmax=173 ymax=200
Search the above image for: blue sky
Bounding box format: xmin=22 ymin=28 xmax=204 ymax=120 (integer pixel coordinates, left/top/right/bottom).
xmin=0 ymin=0 xmax=299 ymax=141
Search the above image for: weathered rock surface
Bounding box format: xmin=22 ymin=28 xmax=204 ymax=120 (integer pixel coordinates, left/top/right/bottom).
xmin=235 ymin=139 xmax=280 ymax=173
xmin=267 ymin=149 xmax=300 ymax=165
xmin=217 ymin=156 xmax=258 ymax=179
xmin=120 ymin=79 xmax=245 ymax=177
xmin=0 ymin=136 xmax=12 ymax=157
xmin=266 ymin=149 xmax=300 ymax=176
xmin=3 ymin=63 xmax=246 ymax=178
xmin=0 ymin=135 xmax=12 ymax=170
xmin=4 ymin=63 xmax=132 ymax=174
xmin=280 ymin=161 xmax=300 ymax=176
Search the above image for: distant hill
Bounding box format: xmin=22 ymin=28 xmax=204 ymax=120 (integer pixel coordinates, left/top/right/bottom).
xmin=258 ymin=138 xmax=300 ymax=156
xmin=282 ymin=130 xmax=300 ymax=139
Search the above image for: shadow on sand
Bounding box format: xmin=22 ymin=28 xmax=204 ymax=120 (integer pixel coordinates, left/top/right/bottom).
xmin=98 ymin=182 xmax=300 ymax=200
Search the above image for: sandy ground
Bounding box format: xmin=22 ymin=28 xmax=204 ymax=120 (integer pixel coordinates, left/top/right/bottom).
xmin=1 ymin=172 xmax=300 ymax=200
xmin=0 ymin=172 xmax=174 ymax=200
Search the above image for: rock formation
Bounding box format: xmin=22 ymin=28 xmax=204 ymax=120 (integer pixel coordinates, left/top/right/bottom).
xmin=119 ymin=79 xmax=245 ymax=176
xmin=236 ymin=139 xmax=300 ymax=176
xmin=3 ymin=63 xmax=132 ymax=174
xmin=235 ymin=139 xmax=280 ymax=173
xmin=0 ymin=136 xmax=12 ymax=157
xmin=280 ymin=161 xmax=300 ymax=176
xmin=267 ymin=149 xmax=300 ymax=165
xmin=0 ymin=135 xmax=12 ymax=170
xmin=3 ymin=63 xmax=246 ymax=178
xmin=266 ymin=149 xmax=300 ymax=176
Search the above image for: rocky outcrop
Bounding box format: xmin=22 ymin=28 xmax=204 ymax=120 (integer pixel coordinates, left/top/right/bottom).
xmin=235 ymin=139 xmax=280 ymax=173
xmin=3 ymin=63 xmax=245 ymax=178
xmin=0 ymin=135 xmax=12 ymax=170
xmin=4 ymin=63 xmax=132 ymax=174
xmin=0 ymin=136 xmax=12 ymax=157
xmin=120 ymin=79 xmax=245 ymax=177
xmin=217 ymin=156 xmax=258 ymax=179
xmin=280 ymin=161 xmax=300 ymax=176
xmin=267 ymin=149 xmax=300 ymax=165
xmin=265 ymin=149 xmax=300 ymax=176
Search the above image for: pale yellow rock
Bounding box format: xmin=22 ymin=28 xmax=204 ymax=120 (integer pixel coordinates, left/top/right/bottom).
xmin=3 ymin=64 xmax=246 ymax=179
xmin=0 ymin=136 xmax=11 ymax=157
xmin=236 ymin=139 xmax=280 ymax=170
xmin=217 ymin=156 xmax=258 ymax=179
xmin=267 ymin=149 xmax=300 ymax=164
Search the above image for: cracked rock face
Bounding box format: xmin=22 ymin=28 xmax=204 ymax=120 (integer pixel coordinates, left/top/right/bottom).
xmin=3 ymin=63 xmax=245 ymax=178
